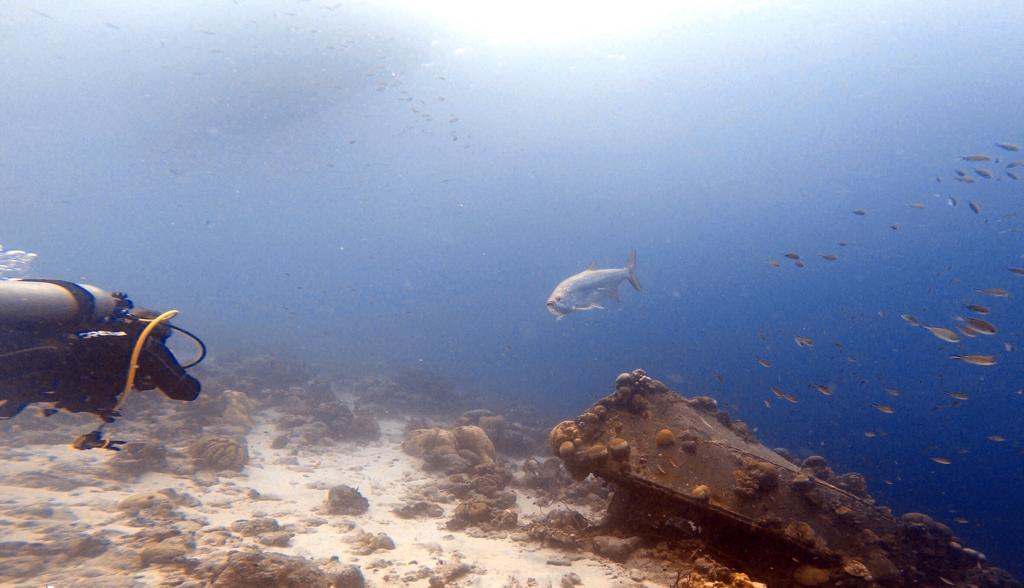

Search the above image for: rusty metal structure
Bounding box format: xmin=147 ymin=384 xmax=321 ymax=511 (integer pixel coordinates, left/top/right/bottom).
xmin=550 ymin=369 xmax=1020 ymax=587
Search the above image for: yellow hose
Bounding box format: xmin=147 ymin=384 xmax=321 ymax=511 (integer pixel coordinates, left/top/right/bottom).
xmin=117 ymin=309 xmax=178 ymax=410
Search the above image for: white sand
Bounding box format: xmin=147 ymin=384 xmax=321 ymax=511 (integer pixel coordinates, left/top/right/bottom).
xmin=229 ymin=417 xmax=627 ymax=586
xmin=0 ymin=413 xmax=641 ymax=587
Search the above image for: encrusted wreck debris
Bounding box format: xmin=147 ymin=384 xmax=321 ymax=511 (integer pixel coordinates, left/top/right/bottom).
xmin=550 ymin=369 xmax=1021 ymax=587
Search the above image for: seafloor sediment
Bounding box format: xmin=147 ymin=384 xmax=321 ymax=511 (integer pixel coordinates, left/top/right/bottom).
xmin=0 ymin=360 xmax=1017 ymax=587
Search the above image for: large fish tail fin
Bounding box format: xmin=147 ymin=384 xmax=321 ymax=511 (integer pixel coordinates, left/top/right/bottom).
xmin=625 ymin=250 xmax=641 ymax=291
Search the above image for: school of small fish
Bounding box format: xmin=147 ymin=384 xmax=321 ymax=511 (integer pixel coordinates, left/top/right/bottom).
xmin=759 ymin=141 xmax=1021 ymax=475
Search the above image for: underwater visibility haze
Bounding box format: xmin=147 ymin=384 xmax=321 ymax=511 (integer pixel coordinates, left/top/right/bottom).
xmin=2 ymin=0 xmax=1024 ymax=581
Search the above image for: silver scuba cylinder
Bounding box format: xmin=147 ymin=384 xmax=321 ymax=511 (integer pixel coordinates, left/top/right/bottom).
xmin=0 ymin=279 xmax=119 ymax=327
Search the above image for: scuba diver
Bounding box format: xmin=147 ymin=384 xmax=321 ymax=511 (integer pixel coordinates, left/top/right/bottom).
xmin=0 ymin=279 xmax=203 ymax=450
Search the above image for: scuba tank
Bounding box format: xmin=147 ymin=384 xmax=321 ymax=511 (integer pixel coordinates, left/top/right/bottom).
xmin=0 ymin=279 xmax=126 ymax=328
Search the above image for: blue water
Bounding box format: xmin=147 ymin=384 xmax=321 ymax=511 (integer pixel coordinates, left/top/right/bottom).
xmin=3 ymin=0 xmax=1024 ymax=574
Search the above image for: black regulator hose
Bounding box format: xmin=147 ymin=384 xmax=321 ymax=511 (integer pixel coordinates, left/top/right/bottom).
xmin=168 ymin=324 xmax=207 ymax=369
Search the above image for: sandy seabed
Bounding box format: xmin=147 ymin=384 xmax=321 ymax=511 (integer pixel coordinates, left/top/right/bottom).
xmin=0 ymin=401 xmax=644 ymax=588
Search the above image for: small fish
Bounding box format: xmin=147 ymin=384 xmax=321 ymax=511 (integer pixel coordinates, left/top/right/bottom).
xmin=987 ymin=435 xmax=1007 ymax=443
xmin=956 ymin=324 xmax=980 ymax=338
xmin=756 ymin=357 xmax=771 ymax=368
xmin=783 ymin=393 xmax=798 ymax=403
xmin=794 ymin=335 xmax=815 ymax=348
xmin=1006 ymin=160 xmax=1024 ymax=168
xmin=863 ymin=431 xmax=877 ymax=438
xmin=713 ymin=372 xmax=724 ymax=384
xmin=965 ymin=303 xmax=990 ymax=314
xmin=908 ymin=203 xmax=926 ymax=209
xmin=975 ymin=168 xmax=994 ymax=179
xmin=852 ymin=209 xmax=867 ymax=216
xmin=953 ymin=517 xmax=969 ymax=524
xmin=1008 ymin=267 xmax=1024 ymax=276
xmin=784 ymin=252 xmax=801 ymax=260
xmin=955 ymin=169 xmax=968 ymax=177
xmin=955 ymin=175 xmax=976 ymax=183
xmin=821 ymin=254 xmax=838 ymax=261
xmin=930 ymin=456 xmax=952 ymax=465
xmin=969 ymin=201 xmax=981 ymax=214
xmin=763 ymin=399 xmax=771 ymax=408
xmin=922 ymin=324 xmax=961 ymax=343
xmin=890 ymin=224 xmax=900 ymax=231
xmin=977 ymin=287 xmax=1009 ymax=297
xmin=837 ymin=241 xmax=847 ymax=246
xmin=961 ymin=317 xmax=997 ymax=335
xmin=872 ymin=403 xmax=895 ymax=414
xmin=1008 ymin=171 xmax=1021 ymax=181
xmin=947 ymin=195 xmax=958 ymax=207
xmin=546 ymin=252 xmax=640 ymax=319
xmin=813 ymin=384 xmax=833 ymax=396
xmin=884 ymin=387 xmax=900 ymax=397
xmin=960 ymin=154 xmax=992 ymax=161
xmin=770 ymin=387 xmax=786 ymax=399
xmin=996 ymin=142 xmax=1021 ymax=151
xmin=847 ymin=355 xmax=858 ymax=363
xmin=950 ymin=354 xmax=997 ymax=366
xmin=948 ymin=391 xmax=970 ymax=401
xmin=794 ymin=260 xmax=805 ymax=268
xmin=1004 ymin=341 xmax=1015 ymax=352
xmin=900 ymin=313 xmax=921 ymax=327
xmin=769 ymin=260 xmax=781 ymax=267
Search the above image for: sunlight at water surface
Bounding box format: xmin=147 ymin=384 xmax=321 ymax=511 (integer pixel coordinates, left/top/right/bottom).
xmin=395 ymin=0 xmax=766 ymax=45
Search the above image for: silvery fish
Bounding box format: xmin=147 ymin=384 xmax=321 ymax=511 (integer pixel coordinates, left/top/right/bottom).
xmin=546 ymin=251 xmax=640 ymax=319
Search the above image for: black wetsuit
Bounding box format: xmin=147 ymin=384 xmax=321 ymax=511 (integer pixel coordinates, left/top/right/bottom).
xmin=0 ymin=314 xmax=200 ymax=422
